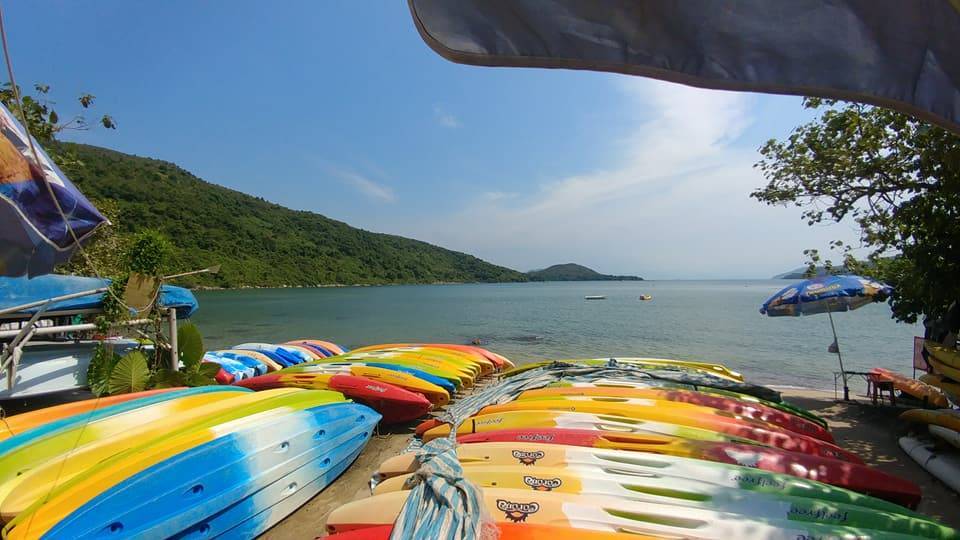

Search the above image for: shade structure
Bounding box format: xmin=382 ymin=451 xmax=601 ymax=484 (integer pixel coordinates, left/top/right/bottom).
xmin=760 ymin=275 xmax=893 ymax=317
xmin=760 ymin=275 xmax=893 ymax=400
xmin=0 ymin=102 xmax=107 ymax=277
xmin=407 ymin=0 xmax=960 ymax=135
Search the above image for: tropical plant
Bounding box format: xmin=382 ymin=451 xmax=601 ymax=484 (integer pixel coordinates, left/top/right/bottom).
xmin=753 ymin=97 xmax=960 ymax=326
xmin=154 ymin=322 xmax=220 ymax=388
xmin=107 ymin=351 xmax=151 ymax=395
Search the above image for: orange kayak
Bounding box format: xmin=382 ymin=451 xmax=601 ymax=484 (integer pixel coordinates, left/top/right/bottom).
xmin=870 ymin=368 xmax=948 ymax=407
xmin=0 ymin=388 xmax=181 ymax=441
xmin=325 ymin=523 xmax=656 ymax=540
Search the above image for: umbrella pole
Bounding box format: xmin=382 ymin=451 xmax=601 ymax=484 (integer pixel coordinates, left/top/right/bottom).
xmin=827 ymin=307 xmax=849 ymax=401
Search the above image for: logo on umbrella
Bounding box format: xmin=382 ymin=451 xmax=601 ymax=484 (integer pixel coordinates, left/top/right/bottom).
xmin=512 ymin=449 xmax=545 ymax=465
xmin=496 ymin=499 xmax=540 ymax=522
xmin=523 ymin=475 xmax=562 ymax=491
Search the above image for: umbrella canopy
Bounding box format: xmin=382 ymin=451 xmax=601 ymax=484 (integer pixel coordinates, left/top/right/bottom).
xmin=407 ymin=0 xmax=960 ymax=135
xmin=0 ymin=102 xmax=107 ymax=277
xmin=760 ymin=275 xmax=893 ymax=317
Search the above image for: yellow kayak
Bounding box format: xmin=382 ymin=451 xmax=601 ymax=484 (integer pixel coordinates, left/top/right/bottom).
xmin=502 ymin=357 xmax=741 ymax=382
xmin=356 ymin=347 xmax=489 ymax=377
xmin=926 ymin=356 xmax=960 ymax=387
xmin=926 ymin=342 xmax=960 ymax=370
xmin=352 ymin=344 xmax=497 ymax=374
xmin=327 ymin=353 xmax=476 ymax=385
xmin=4 ymin=389 xmax=347 ymax=536
xmin=900 ymin=409 xmax=960 ymax=432
xmin=920 ymin=373 xmax=960 ymax=401
xmin=296 ymin=357 xmax=469 ymax=389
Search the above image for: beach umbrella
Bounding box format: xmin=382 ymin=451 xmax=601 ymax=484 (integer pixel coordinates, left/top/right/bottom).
xmin=760 ymin=275 xmax=893 ymax=401
xmin=406 ymin=0 xmax=960 ymax=135
xmin=0 ymin=102 xmax=107 ymax=277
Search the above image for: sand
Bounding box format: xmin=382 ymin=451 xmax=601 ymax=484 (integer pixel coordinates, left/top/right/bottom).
xmin=261 ymin=387 xmax=960 ymax=538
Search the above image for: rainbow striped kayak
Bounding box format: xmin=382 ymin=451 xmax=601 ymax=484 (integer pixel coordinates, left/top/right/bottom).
xmin=279 ymin=362 xmax=450 ymax=406
xmin=6 ymin=400 xmax=379 ymax=539
xmin=327 ymin=487 xmax=923 ymax=539
xmin=375 ymin=442 xmax=921 ymax=511
xmin=0 ymin=388 xmax=345 ymax=519
xmin=373 ymin=464 xmax=949 ymax=538
xmin=503 ymin=357 xmax=743 ymax=382
xmin=516 ymin=387 xmax=831 ymax=441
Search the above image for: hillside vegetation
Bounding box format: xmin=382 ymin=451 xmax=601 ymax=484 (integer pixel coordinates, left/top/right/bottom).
xmin=527 ymin=263 xmax=643 ymax=281
xmin=59 ymin=143 xmax=527 ymax=288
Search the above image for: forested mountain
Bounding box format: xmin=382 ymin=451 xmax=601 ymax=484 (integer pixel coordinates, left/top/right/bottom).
xmin=59 ymin=143 xmax=527 ymax=288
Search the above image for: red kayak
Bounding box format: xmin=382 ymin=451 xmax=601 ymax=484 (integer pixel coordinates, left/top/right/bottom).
xmin=457 ymin=428 xmax=920 ymax=508
xmin=235 ymin=372 xmax=432 ymax=424
xmin=517 ymin=386 xmax=833 ymax=442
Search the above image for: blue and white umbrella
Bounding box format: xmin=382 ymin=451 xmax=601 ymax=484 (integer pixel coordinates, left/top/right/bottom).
xmin=761 ymin=275 xmax=893 ymax=400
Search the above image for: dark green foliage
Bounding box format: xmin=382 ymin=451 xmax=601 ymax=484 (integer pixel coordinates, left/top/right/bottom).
xmin=527 ymin=263 xmax=643 ymax=282
xmin=753 ymin=98 xmax=960 ymax=325
xmin=86 ymin=343 xmax=120 ymax=397
xmin=154 ymin=322 xmax=218 ymax=388
xmin=56 ymin=143 xmax=527 ymax=288
xmin=107 ymin=351 xmax=151 ymax=395
xmin=126 ymin=230 xmax=171 ymax=276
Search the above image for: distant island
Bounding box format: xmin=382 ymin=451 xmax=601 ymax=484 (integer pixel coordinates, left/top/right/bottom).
xmin=773 ymin=265 xmax=851 ymax=279
xmin=527 ymin=263 xmax=643 ymax=282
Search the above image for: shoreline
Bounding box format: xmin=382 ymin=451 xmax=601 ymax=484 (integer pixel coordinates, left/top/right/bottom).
xmin=261 ymin=388 xmax=960 ymax=538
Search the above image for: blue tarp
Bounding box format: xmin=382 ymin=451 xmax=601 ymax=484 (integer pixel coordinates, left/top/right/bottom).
xmin=408 ymin=0 xmax=960 ymax=134
xmin=0 ymin=274 xmax=198 ymax=319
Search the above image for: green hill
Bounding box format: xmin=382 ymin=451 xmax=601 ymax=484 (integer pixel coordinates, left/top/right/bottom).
xmin=527 ymin=263 xmax=643 ymax=281
xmin=58 ymin=143 xmax=527 ymax=288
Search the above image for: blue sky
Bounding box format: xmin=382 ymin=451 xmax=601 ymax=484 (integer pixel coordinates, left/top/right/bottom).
xmin=5 ymin=1 xmax=862 ymax=278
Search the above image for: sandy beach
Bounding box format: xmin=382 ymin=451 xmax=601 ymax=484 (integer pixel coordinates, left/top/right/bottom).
xmin=262 ymin=387 xmax=960 ymax=538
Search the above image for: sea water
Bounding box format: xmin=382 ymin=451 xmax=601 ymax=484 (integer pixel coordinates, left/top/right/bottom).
xmin=193 ymin=280 xmax=922 ymax=390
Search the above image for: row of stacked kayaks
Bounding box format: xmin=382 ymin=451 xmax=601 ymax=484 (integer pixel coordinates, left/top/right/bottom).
xmin=0 ymin=385 xmax=380 ymax=539
xmin=204 ymin=341 xmax=513 ymax=424
xmin=324 ymin=357 xmax=960 ymax=540
xmin=0 ymin=339 xmax=511 ymax=539
xmin=898 ymin=342 xmax=960 ymax=495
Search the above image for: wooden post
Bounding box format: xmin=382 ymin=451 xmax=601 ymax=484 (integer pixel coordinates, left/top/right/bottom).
xmin=168 ymin=307 xmax=179 ymax=370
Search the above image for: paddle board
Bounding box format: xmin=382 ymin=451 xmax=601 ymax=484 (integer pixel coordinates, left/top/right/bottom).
xmin=900 ymin=435 xmax=960 ymax=495
xmin=930 ymin=425 xmax=960 ymax=450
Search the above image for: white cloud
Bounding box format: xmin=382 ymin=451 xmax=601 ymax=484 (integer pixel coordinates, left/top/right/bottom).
xmin=330 ymin=167 xmax=396 ymax=203
xmin=433 ymin=105 xmax=461 ymax=128
xmin=394 ymin=78 xmax=860 ymax=278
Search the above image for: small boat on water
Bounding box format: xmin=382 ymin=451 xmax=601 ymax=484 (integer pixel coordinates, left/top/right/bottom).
xmin=583 ymin=295 xmax=606 ymax=300
xmin=639 ymin=294 xmax=653 ymax=301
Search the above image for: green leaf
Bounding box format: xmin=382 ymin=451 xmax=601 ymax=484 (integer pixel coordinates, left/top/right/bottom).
xmin=153 ymin=368 xmax=185 ymax=388
xmin=86 ymin=343 xmax=120 ymax=397
xmin=198 ymin=362 xmax=222 ymax=378
xmin=178 ymin=322 xmax=204 ymax=368
xmin=108 ymin=351 xmax=151 ymax=395
xmin=48 ymin=110 xmax=58 ymax=124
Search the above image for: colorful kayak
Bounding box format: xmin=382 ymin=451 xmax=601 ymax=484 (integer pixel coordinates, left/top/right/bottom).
xmin=456 ymin=428 xmax=922 ymax=505
xmin=337 ymin=350 xmax=482 ymax=379
xmin=374 ymin=464 xmax=950 ymax=538
xmin=501 ymin=357 xmax=743 ymax=382
xmin=7 ymin=401 xmax=379 ymax=539
xmin=302 ymin=357 xmax=468 ymax=389
xmin=920 ymin=373 xmax=960 ymax=402
xmin=927 ymin=356 xmax=960 ymax=389
xmin=376 ymin=442 xmax=922 ymax=510
xmin=327 ymin=487 xmax=919 ymax=539
xmin=285 ymin=338 xmax=346 ymax=356
xmin=235 ymin=372 xmax=432 ymax=424
xmin=0 ymin=389 xmax=344 ymax=519
xmin=286 ymin=360 xmax=458 ymax=395
xmin=516 ymin=387 xmax=833 ymax=441
xmin=900 ymin=408 xmax=960 ymax=431
xmin=0 ymin=387 xmax=181 ymax=441
xmin=324 ymin=523 xmax=655 ymax=540
xmin=871 ymin=368 xmax=948 ymax=407
xmin=554 ymin=379 xmax=826 ymax=427
xmin=0 ymin=386 xmax=248 ymax=457
xmin=926 ymin=342 xmax=960 ymax=371
xmin=215 ymin=349 xmax=284 ymax=371
xmin=202 ymin=354 xmax=257 ymax=379
xmin=351 ymin=344 xmax=497 ymax=374
xmin=233 ymin=343 xmax=315 ymax=364
xmin=473 ymin=399 xmax=859 ymax=463
xmin=277 ymin=363 xmax=450 ymax=406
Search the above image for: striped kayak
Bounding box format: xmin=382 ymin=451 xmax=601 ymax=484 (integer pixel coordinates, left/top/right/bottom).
xmin=302 ymin=357 xmax=469 ymax=389
xmin=350 ymin=345 xmax=496 ymax=375
xmin=516 ymin=386 xmax=832 ymax=441
xmin=350 ymin=343 xmax=511 ymax=369
xmin=376 ymin=442 xmax=922 ymax=510
xmin=215 ymin=349 xmax=284 ymax=371
xmin=455 ymin=428 xmax=919 ymax=503
xmin=326 ymin=487 xmax=921 ymax=539
xmin=233 ymin=343 xmax=316 ymax=364
xmin=7 ymin=400 xmax=379 ymax=539
xmin=471 ymin=400 xmax=860 ymax=463
xmin=336 ymin=350 xmax=483 ymax=378
xmin=279 ymin=362 xmax=450 ymax=406
xmin=0 ymin=389 xmax=345 ymax=519
xmin=284 ymin=339 xmax=346 ymax=356
xmin=0 ymin=387 xmax=182 ymax=442
xmin=325 ymin=523 xmax=655 ymax=540
xmin=235 ymin=372 xmax=432 ymax=424
xmin=373 ymin=464 xmax=951 ymax=538
xmin=501 ymin=357 xmax=743 ymax=382
xmin=554 ymin=379 xmax=826 ymax=428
